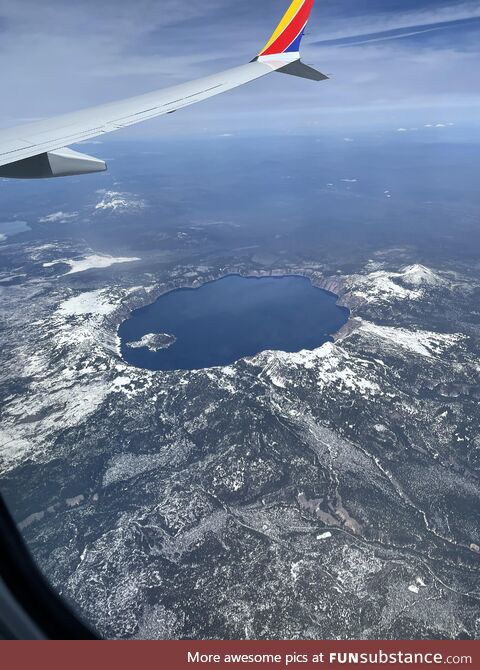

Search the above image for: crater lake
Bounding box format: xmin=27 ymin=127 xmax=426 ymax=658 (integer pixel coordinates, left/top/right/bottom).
xmin=118 ymin=275 xmax=349 ymax=371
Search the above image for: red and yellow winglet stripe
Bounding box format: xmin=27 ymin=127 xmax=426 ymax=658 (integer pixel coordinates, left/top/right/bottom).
xmin=258 ymin=0 xmax=315 ymax=57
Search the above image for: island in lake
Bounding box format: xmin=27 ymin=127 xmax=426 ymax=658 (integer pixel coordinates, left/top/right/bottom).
xmin=127 ymin=332 xmax=177 ymax=352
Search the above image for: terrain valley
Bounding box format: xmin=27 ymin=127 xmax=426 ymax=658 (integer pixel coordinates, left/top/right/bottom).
xmin=0 ymin=133 xmax=479 ymax=640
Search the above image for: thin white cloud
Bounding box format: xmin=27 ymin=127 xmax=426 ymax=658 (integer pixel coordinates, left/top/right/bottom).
xmin=332 ymin=25 xmax=452 ymax=47
xmin=318 ymin=1 xmax=480 ymax=42
xmin=39 ymin=211 xmax=78 ymax=224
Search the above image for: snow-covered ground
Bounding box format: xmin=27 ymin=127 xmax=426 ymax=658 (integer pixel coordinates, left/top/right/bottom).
xmin=43 ymin=254 xmax=140 ymax=275
xmin=401 ymin=264 xmax=447 ymax=287
xmin=346 ymin=263 xmax=447 ymax=305
xmin=58 ymin=289 xmax=121 ymax=316
xmin=358 ymin=321 xmax=464 ymax=359
xmin=94 ymin=190 xmax=146 ymax=213
xmin=256 ymin=343 xmax=381 ymax=398
xmin=0 ymin=260 xmax=476 ymax=476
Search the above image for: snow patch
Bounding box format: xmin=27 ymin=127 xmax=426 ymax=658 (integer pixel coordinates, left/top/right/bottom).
xmin=94 ymin=190 xmax=146 ymax=213
xmin=257 ymin=343 xmax=380 ymax=397
xmin=347 ymin=264 xmax=446 ymax=305
xmin=317 ymin=532 xmax=332 ymax=540
xmin=58 ymin=289 xmax=119 ymax=316
xmin=0 ymin=429 xmax=32 ymax=468
xmin=401 ymin=264 xmax=446 ymax=287
xmin=290 ymin=561 xmax=302 ymax=582
xmin=358 ymin=321 xmax=463 ymax=359
xmin=0 ymin=381 xmax=109 ymax=472
xmin=44 ymin=253 xmax=139 ymax=275
xmin=348 ymin=270 xmax=422 ymax=303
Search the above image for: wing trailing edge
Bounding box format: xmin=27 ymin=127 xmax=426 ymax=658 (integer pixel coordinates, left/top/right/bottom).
xmin=0 ymin=148 xmax=106 ymax=179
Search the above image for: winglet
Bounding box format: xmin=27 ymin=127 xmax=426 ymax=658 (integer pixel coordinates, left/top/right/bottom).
xmin=257 ymin=0 xmax=315 ymax=58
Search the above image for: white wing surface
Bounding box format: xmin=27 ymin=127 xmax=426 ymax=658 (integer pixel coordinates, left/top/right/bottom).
xmin=0 ymin=0 xmax=326 ymax=179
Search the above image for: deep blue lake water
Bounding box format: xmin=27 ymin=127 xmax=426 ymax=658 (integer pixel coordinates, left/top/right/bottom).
xmin=119 ymin=275 xmax=349 ymax=371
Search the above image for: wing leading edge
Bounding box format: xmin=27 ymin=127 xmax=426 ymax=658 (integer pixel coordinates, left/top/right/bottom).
xmin=0 ymin=0 xmax=326 ymax=179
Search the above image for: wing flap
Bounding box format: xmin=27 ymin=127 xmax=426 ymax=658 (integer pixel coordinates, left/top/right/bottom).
xmin=0 ymin=148 xmax=107 ymax=179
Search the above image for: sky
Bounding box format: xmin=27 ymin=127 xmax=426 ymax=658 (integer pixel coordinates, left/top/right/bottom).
xmin=1 ymin=0 xmax=480 ymax=137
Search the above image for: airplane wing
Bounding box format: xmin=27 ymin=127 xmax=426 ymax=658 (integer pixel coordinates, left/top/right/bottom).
xmin=0 ymin=0 xmax=327 ymax=179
